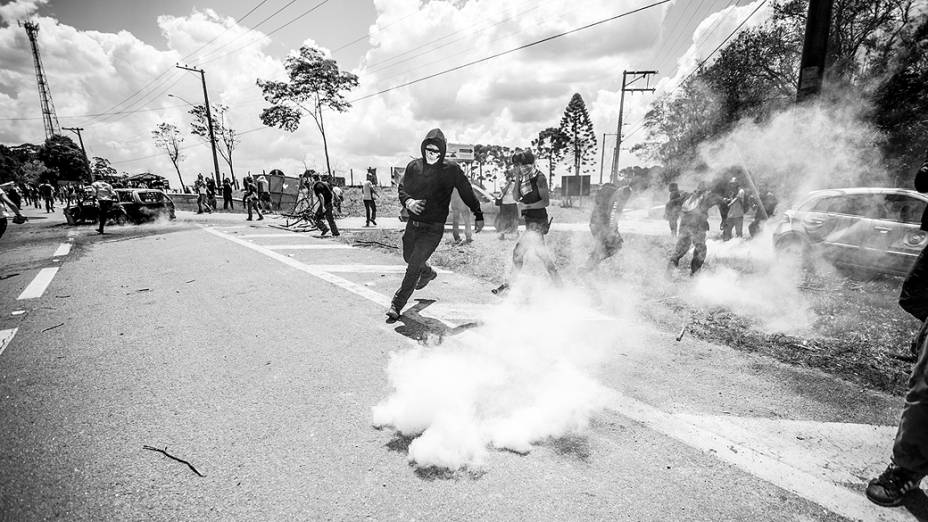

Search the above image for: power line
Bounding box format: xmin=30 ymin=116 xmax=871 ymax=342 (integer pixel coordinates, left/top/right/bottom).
xmin=624 ymin=0 xmax=769 ymax=141
xmin=350 ymin=0 xmax=674 ymax=104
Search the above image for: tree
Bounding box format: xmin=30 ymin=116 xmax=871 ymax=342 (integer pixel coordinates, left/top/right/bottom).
xmin=557 ymin=93 xmax=598 ymax=179
xmin=152 ymin=123 xmax=187 ymax=192
xmin=91 ymin=156 xmax=117 ymax=181
xmin=38 ymin=135 xmax=90 ymax=182
xmin=0 ymin=145 xmax=24 ymax=184
xmin=532 ymin=127 xmax=570 ymax=187
xmin=189 ymin=104 xmax=239 ymax=182
xmin=257 ymin=45 xmax=359 ymax=177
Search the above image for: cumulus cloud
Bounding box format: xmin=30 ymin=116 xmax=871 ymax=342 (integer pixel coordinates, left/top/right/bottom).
xmin=0 ymin=0 xmax=48 ymax=24
xmin=0 ymin=1 xmax=772 ymax=189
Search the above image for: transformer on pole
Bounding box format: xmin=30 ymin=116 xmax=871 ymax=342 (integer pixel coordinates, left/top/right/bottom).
xmin=21 ymin=21 xmax=61 ymax=139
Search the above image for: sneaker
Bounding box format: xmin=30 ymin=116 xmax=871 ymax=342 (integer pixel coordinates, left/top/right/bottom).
xmin=415 ymin=269 xmax=437 ymax=290
xmin=866 ymin=463 xmax=924 ymax=507
xmin=332 ymin=233 xmax=340 ymax=237
xmin=257 ymin=216 xmax=264 ymax=220
xmin=319 ymin=230 xmax=329 ymax=238
xmin=385 ymin=306 xmax=400 ymax=323
xmin=371 ymin=220 xmax=377 ymax=226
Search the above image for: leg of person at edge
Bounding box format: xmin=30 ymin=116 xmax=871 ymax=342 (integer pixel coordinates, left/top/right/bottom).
xmin=584 ymin=181 xmax=632 ymax=271
xmin=450 ymin=187 xmax=473 ymax=244
xmin=668 ymin=181 xmax=724 ymax=276
xmin=91 ymin=179 xmax=116 ymax=235
xmin=867 ymin=153 xmax=928 ymax=507
xmin=386 ymin=128 xmax=484 ymax=322
xmin=492 ymin=150 xmax=559 ymax=296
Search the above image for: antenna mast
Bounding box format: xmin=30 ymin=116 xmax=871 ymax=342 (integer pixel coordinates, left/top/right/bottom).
xmin=21 ymin=20 xmax=61 ymax=139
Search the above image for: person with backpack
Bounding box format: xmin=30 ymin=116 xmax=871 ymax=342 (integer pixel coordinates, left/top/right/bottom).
xmin=242 ymin=176 xmax=263 ymax=221
xmin=492 ymin=150 xmax=560 ymax=295
xmin=668 ymin=181 xmax=724 ymax=275
xmin=584 ymin=180 xmax=633 ymax=270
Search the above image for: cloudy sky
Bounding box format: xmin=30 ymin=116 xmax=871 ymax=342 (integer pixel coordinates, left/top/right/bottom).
xmin=0 ymin=0 xmax=772 ymax=188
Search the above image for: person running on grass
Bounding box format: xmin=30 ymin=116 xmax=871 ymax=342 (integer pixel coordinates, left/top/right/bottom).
xmin=386 ymin=128 xmax=484 ymax=322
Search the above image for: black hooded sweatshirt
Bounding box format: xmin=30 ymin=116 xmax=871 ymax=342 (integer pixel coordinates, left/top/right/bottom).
xmin=398 ymin=128 xmax=484 ymax=224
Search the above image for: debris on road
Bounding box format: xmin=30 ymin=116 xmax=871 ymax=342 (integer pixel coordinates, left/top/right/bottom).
xmin=142 ymin=445 xmax=205 ymax=477
xmin=676 ymin=321 xmax=688 ymax=342
xmin=0 ymin=273 xmax=19 ymax=280
xmin=41 ymin=322 xmax=64 ymax=332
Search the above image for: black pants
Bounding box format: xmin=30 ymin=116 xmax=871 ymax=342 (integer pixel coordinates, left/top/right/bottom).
xmin=44 ymin=197 xmax=53 ymax=212
xmin=670 ymin=220 xmax=708 ymax=274
xmin=223 ymin=194 xmax=234 ymax=209
xmin=586 ymin=224 xmax=623 ymax=269
xmin=391 ymin=220 xmax=443 ymax=311
xmin=97 ymin=200 xmax=112 ymax=233
xmin=0 ymin=217 xmax=7 ymax=240
xmin=893 ymin=244 xmax=928 ymax=475
xmin=363 ymin=199 xmax=377 ymax=224
xmin=314 ymin=205 xmax=338 ymax=236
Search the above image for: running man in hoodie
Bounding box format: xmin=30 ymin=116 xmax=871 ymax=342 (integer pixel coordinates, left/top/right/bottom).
xmin=386 ymin=128 xmax=484 ymax=322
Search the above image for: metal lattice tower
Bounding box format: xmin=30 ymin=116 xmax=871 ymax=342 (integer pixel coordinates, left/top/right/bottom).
xmin=21 ymin=21 xmax=61 ymax=139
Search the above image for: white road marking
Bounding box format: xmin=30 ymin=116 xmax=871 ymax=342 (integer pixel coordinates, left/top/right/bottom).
xmin=0 ymin=328 xmax=17 ymax=358
xmin=53 ymin=243 xmax=71 ymax=257
xmin=264 ymin=244 xmax=353 ymax=250
xmin=204 ymin=226 xmax=900 ymax=519
xmin=239 ymin=233 xmax=301 ymax=238
xmin=304 ymin=264 xmax=452 ymax=274
xmin=17 ymin=268 xmax=59 ymax=300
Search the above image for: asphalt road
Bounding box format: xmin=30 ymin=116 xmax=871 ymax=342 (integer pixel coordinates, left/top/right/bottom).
xmin=0 ymin=207 xmax=925 ymax=521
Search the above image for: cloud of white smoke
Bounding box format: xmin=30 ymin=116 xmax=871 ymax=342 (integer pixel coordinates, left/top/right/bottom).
xmin=0 ymin=0 xmax=48 ymax=24
xmin=372 ymin=281 xmax=626 ymax=470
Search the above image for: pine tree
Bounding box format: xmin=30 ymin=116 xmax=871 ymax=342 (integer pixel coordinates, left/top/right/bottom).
xmin=558 ymin=93 xmax=597 ymax=178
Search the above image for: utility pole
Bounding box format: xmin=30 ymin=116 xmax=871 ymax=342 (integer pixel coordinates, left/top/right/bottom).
xmin=63 ymin=126 xmax=90 ymax=181
xmin=796 ymin=0 xmax=834 ymax=102
xmin=599 ymin=133 xmax=618 ymax=185
xmin=21 ymin=21 xmax=60 ymax=139
xmin=611 ymin=70 xmax=657 ymax=183
xmin=176 ymin=65 xmax=222 ymax=186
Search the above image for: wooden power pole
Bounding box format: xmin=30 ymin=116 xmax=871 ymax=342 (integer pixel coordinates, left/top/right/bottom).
xmin=796 ymin=0 xmax=834 ymax=101
xmin=611 ymin=70 xmax=656 ymax=183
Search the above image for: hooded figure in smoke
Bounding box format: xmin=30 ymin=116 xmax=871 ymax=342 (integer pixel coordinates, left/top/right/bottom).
xmin=867 ymin=152 xmax=928 ymax=507
xmin=585 ymin=180 xmax=633 ymax=270
xmin=387 ymin=129 xmax=484 ymax=322
xmin=668 ymin=181 xmax=724 ymax=275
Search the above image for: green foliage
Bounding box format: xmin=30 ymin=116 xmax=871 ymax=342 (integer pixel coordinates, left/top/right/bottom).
xmin=637 ymin=0 xmax=923 ymax=183
xmin=558 ymin=93 xmax=597 ymax=178
xmin=38 ymin=134 xmax=90 ymax=182
xmin=532 ymin=127 xmax=570 ymax=186
xmin=189 ymin=103 xmax=239 ymax=179
xmin=152 ymin=122 xmax=186 ymax=191
xmin=0 ymin=145 xmax=24 ymax=183
xmin=91 ymin=156 xmax=117 ymax=180
xmin=257 ymin=45 xmax=359 ymax=177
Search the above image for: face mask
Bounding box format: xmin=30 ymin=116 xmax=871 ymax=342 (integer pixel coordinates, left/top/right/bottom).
xmin=424 ymin=148 xmax=440 ymax=165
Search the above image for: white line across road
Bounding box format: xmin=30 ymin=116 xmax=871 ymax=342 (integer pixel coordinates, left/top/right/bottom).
xmin=0 ymin=328 xmax=17 ymax=357
xmin=53 ymin=243 xmax=71 ymax=257
xmin=305 ymin=264 xmax=452 ymax=274
xmin=264 ymin=244 xmax=353 ymax=250
xmin=239 ymin=233 xmax=304 ymax=238
xmin=17 ymin=268 xmax=59 ymax=300
xmin=202 ymin=226 xmax=908 ymax=521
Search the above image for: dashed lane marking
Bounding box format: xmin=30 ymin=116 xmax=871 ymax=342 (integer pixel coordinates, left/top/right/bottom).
xmin=0 ymin=328 xmax=17 ymax=358
xmin=17 ymin=268 xmax=59 ymax=300
xmin=264 ymin=244 xmax=353 ymax=250
xmin=53 ymin=243 xmax=71 ymax=257
xmin=203 ymin=226 xmax=902 ymax=520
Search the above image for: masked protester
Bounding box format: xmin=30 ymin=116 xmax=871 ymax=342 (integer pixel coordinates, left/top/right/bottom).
xmin=312 ymin=174 xmax=339 ymax=237
xmin=721 ymin=177 xmax=746 ymax=241
xmin=585 ymin=180 xmax=632 ymax=270
xmin=668 ymin=181 xmax=724 ymax=275
xmin=387 ymin=128 xmax=484 ymax=322
xmin=664 ymin=183 xmax=684 ymax=237
xmin=867 ymin=153 xmax=928 ymax=507
xmin=492 ymin=150 xmax=560 ymax=295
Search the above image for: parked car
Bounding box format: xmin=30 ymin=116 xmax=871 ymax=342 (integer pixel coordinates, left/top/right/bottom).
xmin=114 ymin=188 xmax=175 ymax=223
xmin=772 ymin=187 xmax=928 ymax=277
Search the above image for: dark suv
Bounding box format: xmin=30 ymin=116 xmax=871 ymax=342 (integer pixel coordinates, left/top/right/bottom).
xmin=772 ymin=187 xmax=928 ymax=276
xmin=114 ymin=189 xmax=176 ymax=223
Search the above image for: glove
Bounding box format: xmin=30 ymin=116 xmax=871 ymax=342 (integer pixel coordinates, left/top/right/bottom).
xmin=12 ymin=215 xmax=26 ymax=224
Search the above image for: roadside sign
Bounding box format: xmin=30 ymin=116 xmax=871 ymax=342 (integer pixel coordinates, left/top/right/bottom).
xmin=447 ymin=143 xmax=474 ymax=162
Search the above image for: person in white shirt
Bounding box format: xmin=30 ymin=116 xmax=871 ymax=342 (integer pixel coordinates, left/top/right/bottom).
xmin=361 ymin=173 xmax=379 ymax=226
xmin=91 ymin=180 xmax=115 ymax=234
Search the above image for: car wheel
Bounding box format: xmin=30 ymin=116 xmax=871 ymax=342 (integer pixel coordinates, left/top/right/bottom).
xmin=775 ymin=237 xmax=810 ymax=271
